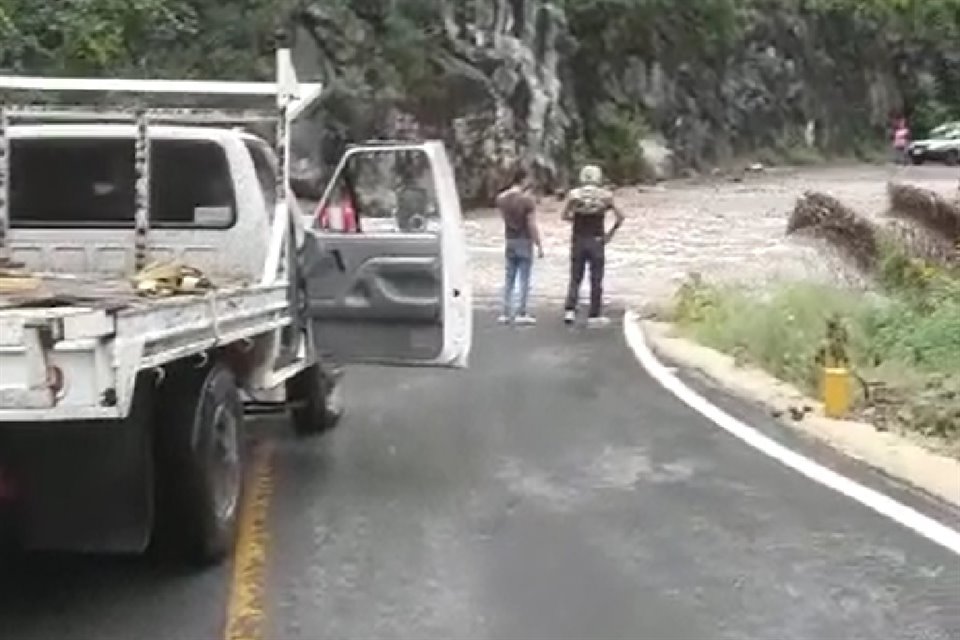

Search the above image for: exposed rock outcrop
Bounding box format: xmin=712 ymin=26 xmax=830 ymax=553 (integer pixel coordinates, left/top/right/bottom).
xmin=291 ymin=0 xmax=572 ymax=204
xmin=568 ymin=3 xmax=958 ymax=170
xmin=288 ymin=0 xmax=959 ymax=201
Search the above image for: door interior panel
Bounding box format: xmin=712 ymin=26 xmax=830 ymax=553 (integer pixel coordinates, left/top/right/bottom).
xmin=301 ymin=232 xmax=445 ymax=362
xmin=310 ymin=254 xmax=440 ymax=320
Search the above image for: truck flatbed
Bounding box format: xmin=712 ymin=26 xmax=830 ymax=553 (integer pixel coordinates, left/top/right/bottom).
xmin=0 ymin=271 xmax=251 ymax=310
xmin=0 ymin=277 xmax=293 ymax=421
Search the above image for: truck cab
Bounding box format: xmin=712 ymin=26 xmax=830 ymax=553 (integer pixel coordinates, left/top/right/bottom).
xmin=6 ymin=124 xmax=277 ymax=280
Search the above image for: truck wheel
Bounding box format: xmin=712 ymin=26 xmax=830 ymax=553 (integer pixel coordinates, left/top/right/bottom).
xmin=287 ymin=363 xmax=344 ymax=437
xmin=945 ymin=150 xmax=959 ymax=167
xmin=154 ymin=362 xmax=244 ymax=565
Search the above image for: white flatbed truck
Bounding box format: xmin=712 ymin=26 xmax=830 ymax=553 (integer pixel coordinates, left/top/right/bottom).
xmin=0 ymin=41 xmax=472 ymax=564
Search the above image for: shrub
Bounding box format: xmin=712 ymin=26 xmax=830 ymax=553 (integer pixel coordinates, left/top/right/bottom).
xmin=582 ymin=102 xmax=653 ymax=185
xmin=672 ymin=273 xmax=960 ymax=447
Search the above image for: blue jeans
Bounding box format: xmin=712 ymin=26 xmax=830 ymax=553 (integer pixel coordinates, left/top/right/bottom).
xmin=503 ymin=238 xmax=533 ymax=319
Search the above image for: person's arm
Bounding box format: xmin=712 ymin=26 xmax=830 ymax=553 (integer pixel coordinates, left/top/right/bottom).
xmin=604 ymin=199 xmax=625 ymax=244
xmin=561 ymin=197 xmax=575 ymax=222
xmin=527 ymin=204 xmax=544 ymax=258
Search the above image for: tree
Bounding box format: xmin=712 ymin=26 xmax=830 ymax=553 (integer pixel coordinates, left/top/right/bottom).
xmin=0 ymin=0 xmax=277 ymax=79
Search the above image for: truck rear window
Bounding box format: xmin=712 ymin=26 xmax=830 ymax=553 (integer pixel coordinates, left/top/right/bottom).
xmin=9 ymin=137 xmax=236 ymax=228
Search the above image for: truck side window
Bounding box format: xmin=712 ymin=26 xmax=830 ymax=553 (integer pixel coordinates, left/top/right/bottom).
xmin=324 ymin=149 xmax=438 ymax=234
xmin=151 ymin=139 xmax=237 ymax=228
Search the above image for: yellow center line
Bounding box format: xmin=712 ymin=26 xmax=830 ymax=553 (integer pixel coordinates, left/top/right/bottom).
xmin=224 ymin=442 xmax=275 ymax=640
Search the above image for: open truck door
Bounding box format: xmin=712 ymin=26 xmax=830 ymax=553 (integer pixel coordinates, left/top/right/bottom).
xmin=300 ymin=142 xmax=472 ymax=367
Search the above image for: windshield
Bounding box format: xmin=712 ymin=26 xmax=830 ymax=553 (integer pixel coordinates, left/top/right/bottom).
xmin=929 ymin=123 xmax=960 ymax=138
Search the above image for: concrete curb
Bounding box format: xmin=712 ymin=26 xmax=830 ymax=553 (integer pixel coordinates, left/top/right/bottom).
xmin=638 ymin=319 xmax=960 ymax=509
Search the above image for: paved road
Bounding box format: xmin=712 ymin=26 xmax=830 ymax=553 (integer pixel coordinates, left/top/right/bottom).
xmin=1 ymin=310 xmax=958 ymax=639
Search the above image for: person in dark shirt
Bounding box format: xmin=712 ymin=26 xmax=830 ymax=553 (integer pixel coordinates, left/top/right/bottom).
xmin=495 ymin=166 xmax=543 ymax=325
xmin=561 ymin=164 xmax=625 ymax=326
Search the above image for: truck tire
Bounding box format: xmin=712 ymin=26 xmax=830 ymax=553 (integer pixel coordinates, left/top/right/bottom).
xmin=945 ymin=150 xmax=959 ymax=167
xmin=154 ymin=361 xmax=245 ymax=565
xmin=287 ymin=363 xmax=344 ymax=437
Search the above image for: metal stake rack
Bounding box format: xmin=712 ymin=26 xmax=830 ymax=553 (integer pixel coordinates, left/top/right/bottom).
xmin=0 ymin=105 xmax=9 ymax=264
xmin=0 ymin=40 xmax=322 ymax=273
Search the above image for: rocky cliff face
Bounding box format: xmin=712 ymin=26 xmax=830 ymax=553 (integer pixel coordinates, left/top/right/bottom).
xmin=290 ymin=0 xmax=574 ymax=203
xmin=289 ymin=0 xmax=959 ymax=202
xmin=573 ymin=3 xmax=959 ymax=170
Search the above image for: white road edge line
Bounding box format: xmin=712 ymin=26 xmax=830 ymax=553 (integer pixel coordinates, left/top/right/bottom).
xmin=622 ymin=310 xmax=960 ymax=557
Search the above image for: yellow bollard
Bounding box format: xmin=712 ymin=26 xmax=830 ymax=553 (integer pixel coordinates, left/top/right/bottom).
xmin=822 ymin=367 xmax=852 ymax=419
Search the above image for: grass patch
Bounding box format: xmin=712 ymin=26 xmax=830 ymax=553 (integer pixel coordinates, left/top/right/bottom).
xmin=670 ymin=271 xmax=960 ymax=450
xmin=780 ymin=144 xmax=825 ymax=167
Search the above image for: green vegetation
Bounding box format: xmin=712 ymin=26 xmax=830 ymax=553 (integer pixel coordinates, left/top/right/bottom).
xmin=1 ymin=0 xmax=957 ymax=181
xmin=0 ymin=0 xmax=276 ymax=78
xmin=580 ymin=104 xmax=653 ymax=184
xmin=671 ymin=252 xmax=960 ymax=450
xmin=0 ymin=0 xmax=445 ymax=85
xmin=811 ymin=0 xmax=960 ymax=136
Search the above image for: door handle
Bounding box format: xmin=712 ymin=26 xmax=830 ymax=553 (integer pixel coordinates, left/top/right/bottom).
xmin=331 ymin=249 xmax=345 ymax=272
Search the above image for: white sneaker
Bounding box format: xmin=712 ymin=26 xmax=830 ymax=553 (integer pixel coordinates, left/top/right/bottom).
xmin=497 ymin=314 xmax=510 ymax=325
xmin=563 ymin=310 xmax=576 ymax=325
xmin=515 ymin=314 xmax=537 ymax=326
xmin=587 ymin=316 xmax=611 ymax=328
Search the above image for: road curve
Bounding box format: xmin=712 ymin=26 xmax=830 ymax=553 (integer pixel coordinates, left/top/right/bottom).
xmin=266 ymin=309 xmax=959 ymax=640
xmin=1 ymin=309 xmax=958 ymax=640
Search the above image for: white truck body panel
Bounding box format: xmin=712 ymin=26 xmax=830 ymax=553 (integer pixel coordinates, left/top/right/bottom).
xmin=0 ymin=284 xmax=291 ymax=421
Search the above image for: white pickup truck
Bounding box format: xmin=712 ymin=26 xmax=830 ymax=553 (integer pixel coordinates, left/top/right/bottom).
xmin=0 ymin=45 xmax=472 ymax=564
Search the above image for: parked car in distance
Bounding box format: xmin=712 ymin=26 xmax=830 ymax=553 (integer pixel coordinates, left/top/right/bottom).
xmin=908 ymin=121 xmax=960 ymax=166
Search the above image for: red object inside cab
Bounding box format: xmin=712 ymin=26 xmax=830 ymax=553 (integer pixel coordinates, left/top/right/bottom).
xmin=316 ymin=193 xmax=358 ymax=232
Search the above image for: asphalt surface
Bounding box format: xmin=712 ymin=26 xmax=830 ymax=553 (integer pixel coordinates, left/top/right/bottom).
xmin=1 ymin=309 xmax=958 ymax=639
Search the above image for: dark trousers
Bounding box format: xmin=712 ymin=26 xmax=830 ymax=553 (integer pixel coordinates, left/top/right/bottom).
xmin=564 ymin=235 xmax=605 ymax=317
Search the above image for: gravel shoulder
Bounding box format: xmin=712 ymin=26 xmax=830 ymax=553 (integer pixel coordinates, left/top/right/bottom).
xmin=640 ymin=318 xmax=960 ymax=508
